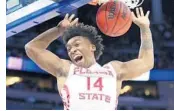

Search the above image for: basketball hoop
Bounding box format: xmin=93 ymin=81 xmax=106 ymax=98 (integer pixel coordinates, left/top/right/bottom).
xmin=120 ymin=0 xmax=144 ymax=9
xmin=95 ymin=0 xmax=144 ymax=9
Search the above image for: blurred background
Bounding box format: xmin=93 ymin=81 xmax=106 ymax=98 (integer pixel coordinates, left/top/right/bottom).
xmin=6 ymin=0 xmax=174 ymax=110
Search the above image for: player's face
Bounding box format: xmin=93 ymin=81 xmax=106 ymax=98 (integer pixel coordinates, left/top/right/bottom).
xmin=66 ymin=36 xmax=96 ymax=67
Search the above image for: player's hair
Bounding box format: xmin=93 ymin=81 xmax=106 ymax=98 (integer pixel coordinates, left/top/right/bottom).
xmin=62 ymin=23 xmax=104 ymax=60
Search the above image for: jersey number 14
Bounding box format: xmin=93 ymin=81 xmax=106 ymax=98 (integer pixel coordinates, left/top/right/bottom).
xmin=87 ymin=77 xmax=103 ymax=91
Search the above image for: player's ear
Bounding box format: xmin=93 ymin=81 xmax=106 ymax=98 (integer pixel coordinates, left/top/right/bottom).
xmin=91 ymin=44 xmax=96 ymax=51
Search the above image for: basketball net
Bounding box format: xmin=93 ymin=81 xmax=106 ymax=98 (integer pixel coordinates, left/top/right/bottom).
xmin=89 ymin=0 xmax=144 ymax=9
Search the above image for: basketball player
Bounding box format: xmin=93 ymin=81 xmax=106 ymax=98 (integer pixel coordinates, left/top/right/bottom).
xmin=25 ymin=7 xmax=154 ymax=110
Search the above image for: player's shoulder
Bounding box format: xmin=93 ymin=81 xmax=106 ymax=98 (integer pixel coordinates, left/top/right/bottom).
xmin=103 ymin=61 xmax=123 ymax=74
xmin=102 ymin=61 xmax=120 ymax=78
xmin=106 ymin=61 xmax=123 ymax=69
xmin=103 ymin=61 xmax=122 ymax=67
xmin=102 ymin=62 xmax=111 ymax=69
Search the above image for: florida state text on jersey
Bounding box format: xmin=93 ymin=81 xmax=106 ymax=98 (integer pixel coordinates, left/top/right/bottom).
xmin=60 ymin=63 xmax=118 ymax=110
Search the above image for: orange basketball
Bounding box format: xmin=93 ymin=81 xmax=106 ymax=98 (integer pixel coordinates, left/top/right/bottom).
xmin=96 ymin=1 xmax=132 ymax=37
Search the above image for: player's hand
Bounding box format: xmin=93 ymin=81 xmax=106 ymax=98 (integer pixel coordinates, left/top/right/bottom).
xmin=97 ymin=0 xmax=108 ymax=5
xmin=57 ymin=14 xmax=79 ymax=31
xmin=131 ymin=7 xmax=150 ymax=28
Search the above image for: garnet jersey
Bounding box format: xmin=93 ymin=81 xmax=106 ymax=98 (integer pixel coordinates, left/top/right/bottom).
xmin=60 ymin=63 xmax=118 ymax=110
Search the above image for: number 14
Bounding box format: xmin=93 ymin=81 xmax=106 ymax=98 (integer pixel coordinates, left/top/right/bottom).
xmin=87 ymin=77 xmax=103 ymax=91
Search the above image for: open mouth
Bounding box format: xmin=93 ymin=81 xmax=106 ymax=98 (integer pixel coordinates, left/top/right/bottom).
xmin=74 ymin=55 xmax=83 ymax=63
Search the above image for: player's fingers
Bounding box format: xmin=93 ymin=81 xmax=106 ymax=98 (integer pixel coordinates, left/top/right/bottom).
xmin=64 ymin=13 xmax=69 ymax=20
xmin=131 ymin=12 xmax=137 ymax=21
xmin=145 ymin=11 xmax=150 ymax=17
xmin=140 ymin=7 xmax=144 ymax=16
xmin=68 ymin=14 xmax=75 ymax=22
xmin=71 ymin=18 xmax=79 ymax=26
xmin=131 ymin=12 xmax=136 ymax=18
xmin=136 ymin=8 xmax=140 ymax=18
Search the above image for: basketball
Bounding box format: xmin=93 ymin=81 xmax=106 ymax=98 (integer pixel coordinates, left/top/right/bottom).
xmin=96 ymin=1 xmax=132 ymax=37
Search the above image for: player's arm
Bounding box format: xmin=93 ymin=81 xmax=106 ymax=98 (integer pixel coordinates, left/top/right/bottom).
xmin=110 ymin=7 xmax=154 ymax=80
xmin=25 ymin=14 xmax=78 ymax=77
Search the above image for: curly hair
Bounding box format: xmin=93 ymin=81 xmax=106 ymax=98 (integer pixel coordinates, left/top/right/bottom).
xmin=62 ymin=23 xmax=104 ymax=60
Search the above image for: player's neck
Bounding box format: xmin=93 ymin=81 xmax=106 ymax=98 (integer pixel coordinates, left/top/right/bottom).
xmin=86 ymin=58 xmax=97 ymax=68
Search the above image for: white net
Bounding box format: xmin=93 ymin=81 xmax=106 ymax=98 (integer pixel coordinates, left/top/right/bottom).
xmin=120 ymin=0 xmax=144 ymax=9
xmin=98 ymin=0 xmax=144 ymax=9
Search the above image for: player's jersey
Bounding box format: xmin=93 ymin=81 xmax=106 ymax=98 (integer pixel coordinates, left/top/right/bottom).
xmin=60 ymin=63 xmax=118 ymax=110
